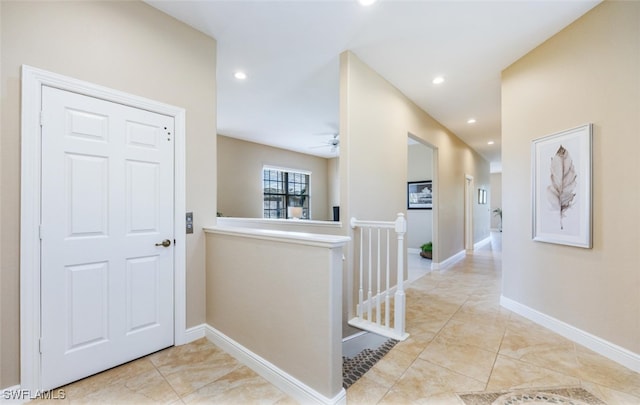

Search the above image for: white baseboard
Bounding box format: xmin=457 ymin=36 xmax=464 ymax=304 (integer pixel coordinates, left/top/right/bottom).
xmin=204 ymin=325 xmax=346 ymax=405
xmin=407 ymin=248 xmax=421 ymax=255
xmin=432 ymin=249 xmax=466 ymax=270
xmin=181 ymin=323 xmax=206 ymax=344
xmin=501 ymin=296 xmax=640 ymax=373
xmin=474 ymin=236 xmax=491 ymax=250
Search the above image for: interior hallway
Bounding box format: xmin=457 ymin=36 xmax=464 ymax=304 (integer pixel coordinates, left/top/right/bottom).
xmin=347 ymin=233 xmax=640 ymax=404
xmin=31 ymin=232 xmax=640 ymax=404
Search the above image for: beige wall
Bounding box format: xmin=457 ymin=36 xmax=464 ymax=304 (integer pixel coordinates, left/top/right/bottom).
xmin=407 ymin=143 xmax=434 ymax=250
xmin=340 ymin=51 xmax=490 ymax=263
xmin=205 ymin=231 xmax=344 ymax=399
xmin=217 ymin=135 xmax=331 ymax=220
xmin=502 ymin=1 xmax=639 ymax=354
xmin=1 ymin=1 xmax=217 ymax=388
xmin=490 ymin=173 xmax=502 ymax=230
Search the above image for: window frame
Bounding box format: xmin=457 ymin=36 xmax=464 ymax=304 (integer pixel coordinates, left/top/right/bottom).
xmin=262 ymin=166 xmax=311 ymax=219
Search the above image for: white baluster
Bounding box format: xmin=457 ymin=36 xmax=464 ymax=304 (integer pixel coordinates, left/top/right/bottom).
xmin=367 ymin=227 xmax=372 ymax=321
xmin=385 ymin=228 xmax=390 ymax=329
xmin=376 ymin=228 xmax=381 ymax=326
xmin=394 ymin=213 xmax=407 ymax=338
xmin=358 ymin=226 xmax=363 ymax=319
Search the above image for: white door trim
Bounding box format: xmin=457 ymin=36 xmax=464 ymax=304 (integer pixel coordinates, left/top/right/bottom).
xmin=20 ymin=65 xmax=187 ymax=391
xmin=464 ymin=174 xmax=474 ymax=252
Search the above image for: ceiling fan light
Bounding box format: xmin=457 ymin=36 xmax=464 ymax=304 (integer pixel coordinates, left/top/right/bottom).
xmin=234 ymin=71 xmax=247 ymax=80
xmin=432 ymin=76 xmax=445 ymax=85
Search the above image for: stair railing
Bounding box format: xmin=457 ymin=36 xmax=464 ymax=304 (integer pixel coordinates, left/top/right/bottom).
xmin=349 ymin=213 xmax=409 ymax=341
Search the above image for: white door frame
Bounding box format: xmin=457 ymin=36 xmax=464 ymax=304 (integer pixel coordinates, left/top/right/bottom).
xmin=464 ymin=174 xmax=474 ymax=252
xmin=432 ymin=148 xmax=439 ymax=263
xmin=407 ymin=134 xmax=438 ymax=264
xmin=20 ymin=65 xmax=187 ymax=391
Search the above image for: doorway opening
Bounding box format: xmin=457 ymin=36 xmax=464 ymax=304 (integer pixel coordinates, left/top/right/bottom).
xmin=407 ymin=135 xmax=437 ymax=279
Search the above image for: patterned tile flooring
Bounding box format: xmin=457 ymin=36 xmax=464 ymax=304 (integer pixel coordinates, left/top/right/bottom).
xmin=33 ymin=232 xmax=640 ymax=404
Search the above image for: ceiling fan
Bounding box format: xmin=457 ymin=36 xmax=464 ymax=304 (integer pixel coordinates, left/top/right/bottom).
xmin=310 ymin=133 xmax=339 ymax=153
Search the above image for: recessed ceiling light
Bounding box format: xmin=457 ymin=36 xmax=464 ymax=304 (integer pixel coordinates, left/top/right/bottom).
xmin=432 ymin=76 xmax=445 ymax=85
xmin=467 ymin=118 xmax=476 ymax=124
xmin=358 ymin=0 xmax=377 ymax=6
xmin=488 ymin=141 xmax=495 ymax=145
xmin=234 ymin=71 xmax=247 ymax=80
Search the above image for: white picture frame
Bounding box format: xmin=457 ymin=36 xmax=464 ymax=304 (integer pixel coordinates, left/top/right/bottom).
xmin=532 ymin=123 xmax=592 ymax=248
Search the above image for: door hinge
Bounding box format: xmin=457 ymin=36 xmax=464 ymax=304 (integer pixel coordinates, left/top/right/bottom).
xmin=39 ymin=111 xmax=44 ymax=127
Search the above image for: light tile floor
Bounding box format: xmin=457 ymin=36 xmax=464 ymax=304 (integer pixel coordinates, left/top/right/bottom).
xmin=347 ymin=233 xmax=640 ymax=404
xmin=34 ymin=232 xmax=640 ymax=404
xmin=32 ymin=338 xmax=296 ymax=405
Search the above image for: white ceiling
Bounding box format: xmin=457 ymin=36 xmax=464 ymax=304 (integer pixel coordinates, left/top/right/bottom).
xmin=146 ymin=0 xmax=600 ymax=164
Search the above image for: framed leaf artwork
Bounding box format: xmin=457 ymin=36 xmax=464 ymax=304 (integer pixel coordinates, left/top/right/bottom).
xmin=532 ymin=124 xmax=592 ymax=248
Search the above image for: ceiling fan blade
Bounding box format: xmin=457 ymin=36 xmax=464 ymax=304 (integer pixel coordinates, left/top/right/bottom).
xmin=312 ymin=132 xmax=339 ymax=138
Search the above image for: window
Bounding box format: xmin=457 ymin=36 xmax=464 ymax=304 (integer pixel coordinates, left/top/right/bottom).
xmin=263 ymin=167 xmax=310 ymax=219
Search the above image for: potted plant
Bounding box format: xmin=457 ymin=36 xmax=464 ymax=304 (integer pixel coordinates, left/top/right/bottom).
xmin=420 ymin=242 xmax=433 ymax=259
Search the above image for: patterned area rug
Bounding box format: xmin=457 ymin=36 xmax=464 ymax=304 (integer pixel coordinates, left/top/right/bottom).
xmin=342 ymin=338 xmax=398 ymax=389
xmin=457 ymin=387 xmax=606 ymax=405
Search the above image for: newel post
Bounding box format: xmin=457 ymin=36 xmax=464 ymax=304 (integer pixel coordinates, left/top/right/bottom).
xmin=394 ymin=213 xmax=407 ymax=338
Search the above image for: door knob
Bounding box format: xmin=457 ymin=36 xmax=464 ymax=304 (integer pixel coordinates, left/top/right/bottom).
xmin=155 ymin=239 xmax=171 ymax=247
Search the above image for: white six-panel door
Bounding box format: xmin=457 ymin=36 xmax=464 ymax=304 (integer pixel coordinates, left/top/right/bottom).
xmin=40 ymin=86 xmax=175 ymax=390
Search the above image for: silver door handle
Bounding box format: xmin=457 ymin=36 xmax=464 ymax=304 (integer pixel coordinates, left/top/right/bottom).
xmin=155 ymin=239 xmax=171 ymax=247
